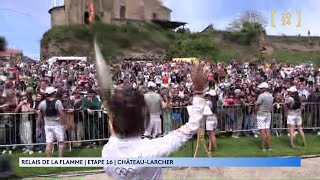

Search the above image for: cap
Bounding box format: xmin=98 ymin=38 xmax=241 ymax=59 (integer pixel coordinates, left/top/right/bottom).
xmin=287 ymin=86 xmax=298 ymax=92
xmin=45 ymin=87 xmax=58 ymax=95
xmin=258 ymin=82 xmax=269 ymax=89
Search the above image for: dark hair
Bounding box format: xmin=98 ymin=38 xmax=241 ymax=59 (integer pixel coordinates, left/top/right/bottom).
xmin=103 ymin=87 xmax=150 ymax=139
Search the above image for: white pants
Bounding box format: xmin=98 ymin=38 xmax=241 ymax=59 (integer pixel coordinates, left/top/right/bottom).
xmin=20 ymin=116 xmax=33 ymax=149
xmin=144 ymin=115 xmax=162 ymax=138
xmin=45 ymin=125 xmax=65 ymax=143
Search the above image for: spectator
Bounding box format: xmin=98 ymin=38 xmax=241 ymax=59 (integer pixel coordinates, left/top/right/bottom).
xmin=171 ymin=90 xmax=182 ymax=130
xmin=244 ymin=95 xmax=258 ymax=137
xmin=34 ymin=93 xmax=46 ymax=153
xmin=307 ymin=85 xmax=320 ymax=134
xmin=161 ymin=94 xmax=172 ymax=135
xmin=15 ymin=95 xmax=34 ymax=154
xmin=272 ymin=92 xmax=285 ymax=136
xmin=73 ymin=91 xmax=85 ymax=147
xmin=144 ymin=86 xmax=162 ymax=139
xmin=82 ymin=89 xmax=101 ymax=148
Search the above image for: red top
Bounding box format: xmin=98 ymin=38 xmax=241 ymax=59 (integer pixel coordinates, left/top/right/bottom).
xmin=225 ymin=98 xmax=237 ymax=105
xmin=162 ymin=76 xmax=169 ymax=84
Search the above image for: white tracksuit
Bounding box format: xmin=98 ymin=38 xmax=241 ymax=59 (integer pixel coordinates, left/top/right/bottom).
xmin=102 ymin=97 xmax=206 ymax=180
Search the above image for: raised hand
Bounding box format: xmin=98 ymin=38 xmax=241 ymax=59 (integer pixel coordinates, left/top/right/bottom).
xmin=191 ymin=64 xmax=207 ymax=94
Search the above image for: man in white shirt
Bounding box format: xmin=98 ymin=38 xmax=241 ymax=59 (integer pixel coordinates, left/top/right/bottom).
xmin=143 ymin=85 xmax=163 ymax=139
xmin=102 ymin=64 xmax=208 ymax=180
xmin=255 ymin=82 xmax=274 ymax=151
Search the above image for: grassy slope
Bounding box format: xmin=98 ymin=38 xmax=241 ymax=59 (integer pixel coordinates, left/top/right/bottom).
xmin=41 ymin=23 xmax=320 ymax=65
xmin=11 ymin=134 xmax=320 ymax=177
xmin=41 ymin=23 xmax=172 ymax=60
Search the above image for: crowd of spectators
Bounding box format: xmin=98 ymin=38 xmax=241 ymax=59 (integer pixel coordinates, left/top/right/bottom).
xmin=0 ymin=59 xmax=320 ymax=154
xmin=112 ymin=60 xmax=320 ymax=137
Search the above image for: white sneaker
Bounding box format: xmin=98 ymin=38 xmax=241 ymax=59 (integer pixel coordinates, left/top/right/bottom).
xmin=38 ymin=150 xmax=43 ymax=154
xmin=254 ymin=134 xmax=258 ymax=138
xmin=2 ymin=150 xmax=6 ymax=155
xmin=8 ymin=150 xmax=12 ymax=155
xmin=29 ymin=150 xmax=34 ymax=155
xmin=317 ymin=132 xmax=320 ymax=136
xmin=23 ymin=150 xmax=29 ymax=154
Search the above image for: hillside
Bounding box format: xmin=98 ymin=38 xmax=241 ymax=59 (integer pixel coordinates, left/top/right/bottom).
xmin=41 ymin=22 xmax=320 ymax=66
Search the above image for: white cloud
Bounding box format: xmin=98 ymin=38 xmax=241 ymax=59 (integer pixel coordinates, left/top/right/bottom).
xmin=265 ymin=1 xmax=320 ymax=36
xmin=164 ymin=0 xmax=320 ymax=36
xmin=163 ymin=0 xmax=224 ymax=32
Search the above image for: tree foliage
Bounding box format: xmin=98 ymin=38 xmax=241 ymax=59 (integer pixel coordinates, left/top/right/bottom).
xmin=0 ymin=36 xmax=7 ymax=51
xmin=167 ymin=33 xmax=219 ymax=59
xmin=226 ymin=10 xmax=266 ymax=45
xmin=228 ymin=10 xmax=267 ymax=31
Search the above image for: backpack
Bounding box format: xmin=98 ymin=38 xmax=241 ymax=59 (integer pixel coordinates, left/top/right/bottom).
xmin=44 ymin=99 xmax=59 ymax=117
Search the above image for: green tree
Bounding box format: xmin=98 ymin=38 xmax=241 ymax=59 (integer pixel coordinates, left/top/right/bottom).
xmin=227 ymin=11 xmax=266 ymax=45
xmin=228 ymin=10 xmax=267 ymax=31
xmin=0 ymin=36 xmax=7 ymax=51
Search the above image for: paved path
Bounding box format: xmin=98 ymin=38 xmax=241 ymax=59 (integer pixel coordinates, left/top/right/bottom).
xmin=30 ymin=157 xmax=320 ymax=179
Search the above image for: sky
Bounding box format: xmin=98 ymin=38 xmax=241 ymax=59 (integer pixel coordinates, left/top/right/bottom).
xmin=0 ymin=0 xmax=319 ymax=60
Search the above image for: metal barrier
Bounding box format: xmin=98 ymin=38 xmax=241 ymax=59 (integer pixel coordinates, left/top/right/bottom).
xmin=0 ymin=110 xmax=110 ymax=150
xmin=64 ymin=109 xmax=110 ymax=145
xmin=216 ymin=102 xmax=320 ymax=133
xmin=0 ymin=112 xmax=37 ymax=149
xmin=0 ymin=103 xmax=319 ymax=150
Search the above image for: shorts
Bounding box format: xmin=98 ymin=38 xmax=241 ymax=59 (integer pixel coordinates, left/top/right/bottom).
xmin=206 ymin=115 xmax=217 ymax=131
xmin=257 ymin=113 xmax=271 ymax=130
xmin=206 ymin=121 xmax=218 ymax=131
xmin=287 ymin=115 xmax=302 ymax=126
xmin=45 ymin=125 xmax=65 ymax=143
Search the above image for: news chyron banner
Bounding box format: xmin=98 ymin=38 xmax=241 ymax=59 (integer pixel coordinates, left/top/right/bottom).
xmin=19 ymin=158 xmax=301 ymax=168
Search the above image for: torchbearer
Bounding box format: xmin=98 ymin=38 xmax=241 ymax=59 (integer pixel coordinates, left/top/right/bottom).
xmin=94 ymin=40 xmax=208 ymax=180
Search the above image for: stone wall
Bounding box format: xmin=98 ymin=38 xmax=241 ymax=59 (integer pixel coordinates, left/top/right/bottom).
xmin=156 ymin=6 xmax=171 ymax=21
xmin=125 ymin=0 xmax=145 ymax=20
xmin=50 ymin=6 xmax=66 ymax=27
xmin=65 ymin=0 xmax=84 ymax=25
xmin=143 ymin=0 xmax=170 ymax=21
xmin=50 ymin=0 xmax=171 ymax=26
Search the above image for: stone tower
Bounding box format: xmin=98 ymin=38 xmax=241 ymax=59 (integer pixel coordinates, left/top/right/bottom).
xmin=64 ymin=0 xmax=114 ymax=25
xmin=49 ymin=0 xmax=172 ymax=27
